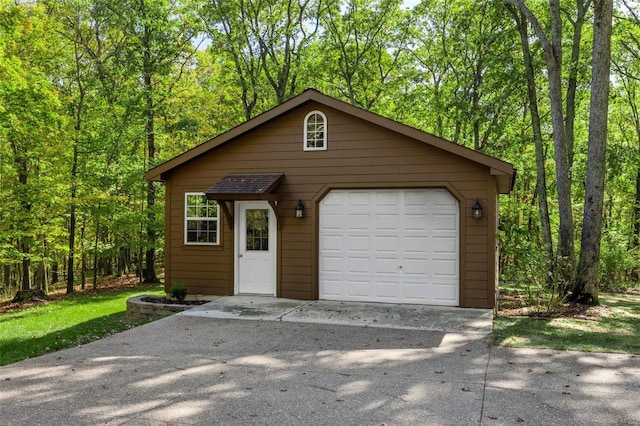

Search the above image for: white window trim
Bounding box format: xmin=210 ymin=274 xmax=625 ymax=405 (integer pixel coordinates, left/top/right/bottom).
xmin=184 ymin=192 xmax=220 ymax=245
xmin=303 ymin=110 xmax=327 ymax=151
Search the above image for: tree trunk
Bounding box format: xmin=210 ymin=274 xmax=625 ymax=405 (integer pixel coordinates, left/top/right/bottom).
xmin=633 ymin=166 xmax=640 ymax=282
xmin=51 ymin=261 xmax=59 ymax=284
xmin=515 ymin=10 xmax=554 ymax=271
xmin=572 ymin=0 xmax=613 ymax=305
xmin=67 ymin=142 xmax=78 ymax=294
xmin=506 ymin=0 xmax=576 ymax=285
xmin=93 ymin=216 xmax=100 ymax=289
xmin=564 ymin=0 xmax=590 ymax=168
xmin=80 ymin=217 xmax=86 ymax=290
xmin=142 ymin=20 xmax=159 ymax=284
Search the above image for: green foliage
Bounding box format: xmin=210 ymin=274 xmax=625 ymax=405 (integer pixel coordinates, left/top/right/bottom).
xmin=0 ymin=284 xmax=164 ymax=366
xmin=169 ymin=283 xmax=188 ymax=302
xmin=599 ymin=228 xmax=638 ymax=290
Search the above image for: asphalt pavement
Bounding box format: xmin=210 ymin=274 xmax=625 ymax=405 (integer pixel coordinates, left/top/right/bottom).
xmin=0 ymin=297 xmax=638 ymax=425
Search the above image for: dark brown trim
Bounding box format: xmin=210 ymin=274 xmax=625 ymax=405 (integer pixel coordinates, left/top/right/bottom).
xmin=487 ymin=178 xmax=498 ymax=308
xmin=219 ymin=201 xmax=234 ymax=230
xmin=164 ymin=181 xmax=172 ymax=294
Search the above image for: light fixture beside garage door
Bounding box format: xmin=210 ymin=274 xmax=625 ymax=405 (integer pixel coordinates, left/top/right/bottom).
xmin=295 ymin=200 xmax=305 ymax=218
xmin=472 ymin=200 xmax=483 ymax=219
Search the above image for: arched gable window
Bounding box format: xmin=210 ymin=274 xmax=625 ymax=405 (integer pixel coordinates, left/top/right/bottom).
xmin=304 ymin=111 xmax=327 ymax=151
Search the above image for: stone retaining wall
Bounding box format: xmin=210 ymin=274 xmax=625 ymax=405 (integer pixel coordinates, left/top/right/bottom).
xmin=126 ymin=295 xmax=194 ymax=319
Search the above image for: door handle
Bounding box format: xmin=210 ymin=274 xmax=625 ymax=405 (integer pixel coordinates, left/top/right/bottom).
xmin=239 ymin=254 xmax=243 ymax=257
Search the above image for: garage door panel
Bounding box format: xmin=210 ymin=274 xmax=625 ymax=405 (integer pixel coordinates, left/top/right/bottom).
xmin=376 ymin=191 xmax=400 ymax=205
xmin=432 ymin=284 xmax=457 ymax=303
xmin=404 ymin=282 xmax=430 ymax=299
xmin=433 ymin=190 xmax=458 ymax=206
xmin=320 ymin=189 xmax=459 ymax=306
xmin=433 ymin=214 xmax=457 ymax=231
xmin=375 ymin=257 xmax=400 ymax=274
xmin=348 ymin=213 xmax=370 ymax=229
xmin=321 ymin=257 xmax=343 ymax=274
xmin=403 ymin=258 xmax=429 ymax=275
xmin=433 ymin=236 xmax=457 ymax=253
xmin=321 ymin=213 xmax=343 ymax=230
xmin=321 ymin=234 xmax=343 ymax=251
xmin=375 ymin=235 xmax=400 ymax=253
xmin=433 ymin=259 xmax=457 ymax=276
xmin=404 ymin=236 xmax=429 ymax=253
xmin=348 ymin=257 xmax=370 ymax=274
xmin=404 ymin=213 xmax=429 ymax=231
xmin=404 ymin=190 xmax=429 ymax=206
xmin=348 ymin=280 xmax=371 ymax=297
xmin=321 ymin=279 xmax=343 ymax=297
xmin=375 ymin=213 xmax=398 ymax=230
xmin=375 ymin=281 xmax=400 ymax=298
xmin=347 ymin=235 xmax=370 ymax=252
xmin=349 ymin=191 xmax=371 ymax=206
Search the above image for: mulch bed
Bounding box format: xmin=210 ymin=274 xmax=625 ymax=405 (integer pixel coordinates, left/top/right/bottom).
xmin=497 ymin=292 xmax=619 ymax=320
xmin=139 ymin=296 xmax=207 ymax=306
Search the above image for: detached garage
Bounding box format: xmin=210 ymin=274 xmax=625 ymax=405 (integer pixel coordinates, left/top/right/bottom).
xmin=145 ymin=89 xmax=515 ymax=309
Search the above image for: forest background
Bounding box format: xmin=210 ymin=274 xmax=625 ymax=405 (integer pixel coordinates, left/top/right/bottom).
xmin=0 ymin=0 xmax=638 ymax=305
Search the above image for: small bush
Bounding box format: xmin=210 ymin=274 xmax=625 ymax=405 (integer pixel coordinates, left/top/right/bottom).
xmin=169 ymin=284 xmax=188 ymax=302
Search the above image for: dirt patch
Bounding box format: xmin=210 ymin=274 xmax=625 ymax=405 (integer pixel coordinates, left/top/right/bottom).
xmin=497 ymin=292 xmax=620 ymax=320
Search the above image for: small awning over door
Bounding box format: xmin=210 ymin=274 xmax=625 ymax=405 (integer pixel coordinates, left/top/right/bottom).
xmin=205 ymin=173 xmax=284 ymax=229
xmin=205 ymin=173 xmax=284 ymax=201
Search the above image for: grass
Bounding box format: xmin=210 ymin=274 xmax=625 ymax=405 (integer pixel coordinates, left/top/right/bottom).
xmin=0 ymin=283 xmax=165 ymax=366
xmin=493 ymin=292 xmax=640 ymax=354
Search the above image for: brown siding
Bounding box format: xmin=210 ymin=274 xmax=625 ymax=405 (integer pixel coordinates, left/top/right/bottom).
xmin=164 ymin=102 xmax=498 ymax=308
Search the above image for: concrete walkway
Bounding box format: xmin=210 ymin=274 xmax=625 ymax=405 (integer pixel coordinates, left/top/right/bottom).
xmin=181 ymin=296 xmax=494 ymax=334
xmin=1 ymin=298 xmax=638 ymax=425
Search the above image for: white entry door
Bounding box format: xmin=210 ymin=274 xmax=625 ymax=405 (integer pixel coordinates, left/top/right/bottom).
xmin=319 ymin=189 xmax=459 ymax=306
xmin=236 ymin=201 xmax=276 ymax=295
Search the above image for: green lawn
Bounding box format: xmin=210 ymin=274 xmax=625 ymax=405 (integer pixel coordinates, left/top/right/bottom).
xmin=0 ymin=283 xmax=165 ymax=366
xmin=493 ymin=293 xmax=640 ymax=354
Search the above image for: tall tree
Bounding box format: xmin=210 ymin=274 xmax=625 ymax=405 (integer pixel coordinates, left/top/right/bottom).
xmin=320 ymin=0 xmax=410 ymax=110
xmin=250 ymin=0 xmax=321 ymax=103
xmin=612 ymin=0 xmax=640 ymax=281
xmin=0 ymin=1 xmax=63 ymax=291
xmin=200 ymin=0 xmax=266 ymax=119
xmin=121 ymin=0 xmax=197 ymax=283
xmin=512 ymin=7 xmax=554 ymax=273
xmin=571 ymin=0 xmax=613 ymax=304
xmin=505 ymin=0 xmax=587 ymax=284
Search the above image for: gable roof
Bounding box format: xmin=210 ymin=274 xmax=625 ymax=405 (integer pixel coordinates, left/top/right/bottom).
xmin=145 ymin=89 xmax=515 ymax=193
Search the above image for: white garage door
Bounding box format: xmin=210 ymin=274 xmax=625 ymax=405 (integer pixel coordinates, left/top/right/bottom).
xmin=319 ymin=189 xmax=459 ymax=306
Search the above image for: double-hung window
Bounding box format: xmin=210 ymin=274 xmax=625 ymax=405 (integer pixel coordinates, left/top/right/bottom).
xmin=304 ymin=110 xmax=327 ymax=151
xmin=185 ymin=193 xmax=219 ymax=245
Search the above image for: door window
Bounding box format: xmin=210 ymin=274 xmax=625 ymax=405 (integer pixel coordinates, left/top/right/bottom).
xmin=245 ymin=209 xmax=269 ymax=251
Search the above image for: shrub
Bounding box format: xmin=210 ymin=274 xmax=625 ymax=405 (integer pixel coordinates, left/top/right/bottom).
xmin=169 ymin=284 xmax=188 ymax=302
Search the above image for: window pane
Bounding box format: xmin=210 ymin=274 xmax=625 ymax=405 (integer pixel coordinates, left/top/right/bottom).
xmin=186 ymin=194 xmax=219 ymax=244
xmin=246 ymin=209 xmax=268 ymax=251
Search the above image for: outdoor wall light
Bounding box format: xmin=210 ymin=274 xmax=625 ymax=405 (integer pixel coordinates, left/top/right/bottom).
xmin=472 ymin=200 xmax=483 ymax=220
xmin=295 ymin=200 xmax=305 ymax=218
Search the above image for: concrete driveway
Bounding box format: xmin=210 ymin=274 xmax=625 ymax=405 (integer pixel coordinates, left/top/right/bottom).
xmin=1 ymin=298 xmax=638 ymax=425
